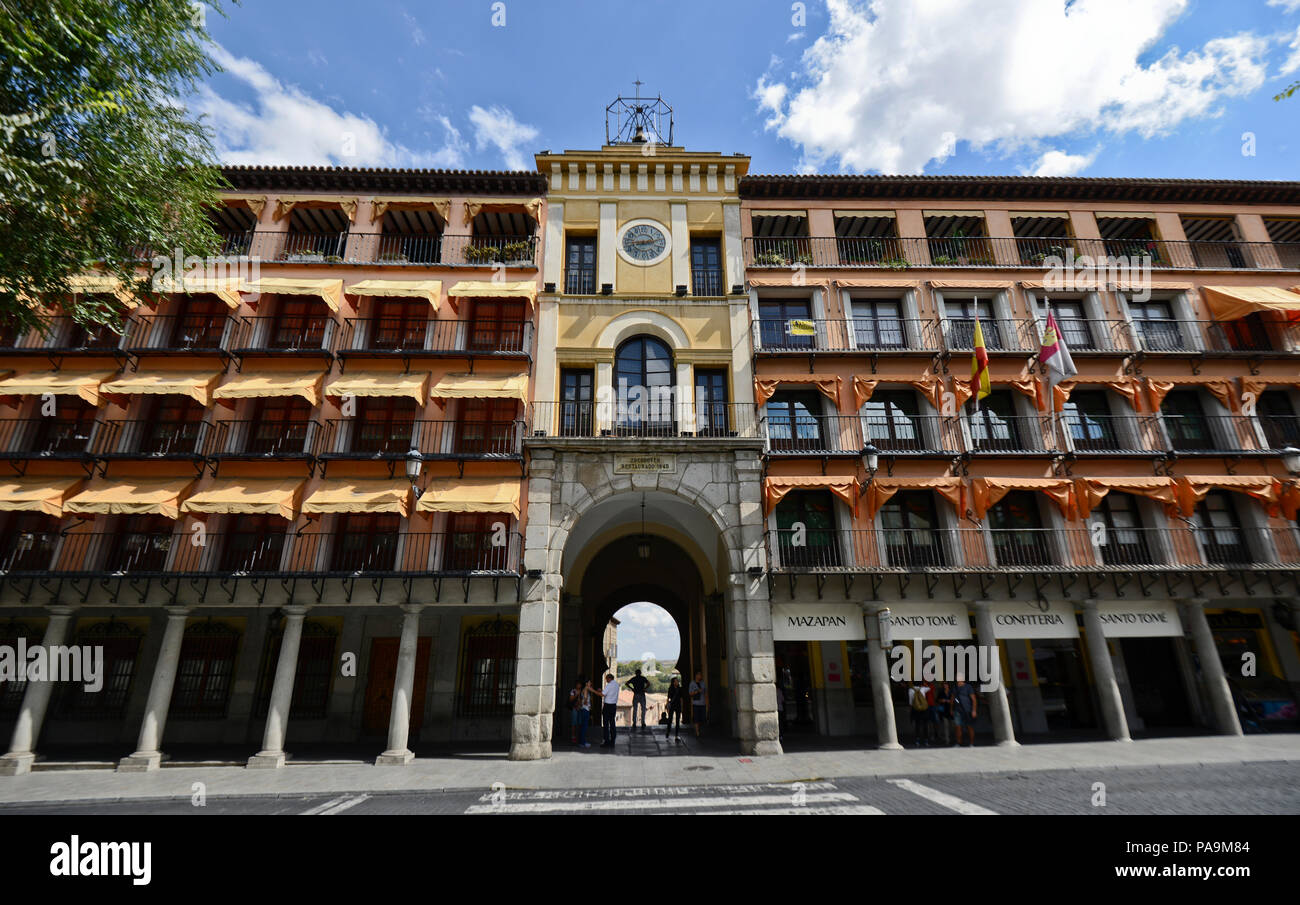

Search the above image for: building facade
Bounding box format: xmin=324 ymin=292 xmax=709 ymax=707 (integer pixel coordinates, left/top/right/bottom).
xmin=1 ymin=115 xmax=1299 ymax=773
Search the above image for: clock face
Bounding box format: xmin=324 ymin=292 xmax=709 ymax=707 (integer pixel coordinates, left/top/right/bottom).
xmin=621 ymin=223 xmax=667 ymax=263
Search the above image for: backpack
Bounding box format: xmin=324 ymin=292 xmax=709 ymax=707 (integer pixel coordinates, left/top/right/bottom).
xmin=911 ymin=688 xmax=929 ymax=712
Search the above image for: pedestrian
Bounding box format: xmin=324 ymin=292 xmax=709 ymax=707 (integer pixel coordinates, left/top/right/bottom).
xmin=600 ymin=672 xmax=620 ymax=747
xmin=775 ymin=679 xmax=785 ymax=739
xmin=568 ymin=676 xmax=583 ymax=745
xmin=665 ymin=675 xmax=684 ymax=739
xmin=934 ymin=681 xmax=954 ymax=747
xmin=952 ymin=675 xmax=977 ymax=747
xmin=907 ymin=680 xmax=931 ymax=747
xmin=625 ymin=668 xmax=650 ymax=728
xmin=689 ymin=670 xmax=707 ymax=737
xmin=571 ymin=675 xmax=593 ymax=748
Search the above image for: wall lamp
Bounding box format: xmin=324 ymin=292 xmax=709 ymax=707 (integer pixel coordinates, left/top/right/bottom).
xmin=1282 ymin=445 xmax=1300 ymax=476
xmin=675 ymin=284 xmax=688 ymax=297
xmin=858 ymin=443 xmax=879 ymax=495
xmin=404 ymin=447 xmax=424 ymax=499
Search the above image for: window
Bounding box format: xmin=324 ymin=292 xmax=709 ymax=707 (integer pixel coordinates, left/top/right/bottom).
xmin=774 ymin=490 xmax=840 ymax=568
xmin=850 ymin=299 xmax=905 ymax=349
xmin=167 ymin=297 xmax=227 ymax=349
xmin=863 ymin=390 xmax=921 ymax=452
xmin=443 ymin=513 xmax=510 ymax=571
xmin=254 ymin=622 xmax=338 ymax=720
xmin=170 ymin=622 xmax=240 ymax=719
xmin=1195 ymin=492 xmax=1246 ymax=565
xmin=456 ymin=398 xmax=518 ymax=455
xmin=1216 ymin=312 xmax=1271 ymax=352
xmin=757 ymin=299 xmax=812 ymax=349
xmin=1091 ymin=493 xmax=1151 ymax=566
xmin=694 ymin=368 xmax=729 ymax=435
xmin=332 ymin=514 xmax=400 ymax=572
xmin=766 ymin=391 xmax=824 ymax=452
xmin=614 ymin=335 xmax=674 ymax=434
xmin=139 ymin=396 xmax=206 ymax=455
xmin=968 ymin=391 xmax=1023 ymax=451
xmin=944 ymin=298 xmax=1001 ymax=349
xmin=564 ymin=236 xmax=597 ymax=294
xmin=370 ymin=299 xmax=428 ymax=351
xmin=690 ymin=238 xmax=723 ymax=296
xmin=1161 ymin=391 xmax=1212 ymax=451
xmin=468 ymin=299 xmax=526 ymax=352
xmin=1258 ymin=391 xmax=1300 ymax=449
xmin=57 ymin=623 xmax=142 ymax=719
xmin=63 ymin=316 xmax=122 ymax=350
xmin=106 ymin=515 xmax=174 ymax=573
xmin=458 ymin=618 xmax=517 ymax=717
xmin=988 ymin=491 xmax=1050 ymax=566
xmin=1130 ymin=299 xmax=1184 ymax=351
xmin=220 ymin=515 xmax=286 ymax=573
xmin=1063 ymin=391 xmax=1118 ymax=451
xmin=269 ymin=299 xmax=330 ymax=349
xmin=880 ymin=491 xmax=944 ymax=567
xmin=0 ymin=620 xmax=40 ymax=715
xmin=26 ymin=399 xmax=97 ymax=454
xmin=559 ymin=368 xmax=593 ymax=436
xmin=1049 ymin=300 xmax=1096 ymax=350
xmin=351 ymin=397 xmax=417 ymax=454
xmin=246 ymin=397 xmax=314 ymax=455
xmin=0 ymin=513 xmax=60 ymax=572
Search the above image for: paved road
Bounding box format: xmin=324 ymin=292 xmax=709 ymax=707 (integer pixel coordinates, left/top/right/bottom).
xmin=4 ymin=762 xmax=1296 ymax=815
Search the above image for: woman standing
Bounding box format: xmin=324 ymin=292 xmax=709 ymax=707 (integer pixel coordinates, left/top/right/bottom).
xmin=571 ymin=675 xmax=593 ymax=748
xmin=664 ymin=676 xmax=684 ymax=739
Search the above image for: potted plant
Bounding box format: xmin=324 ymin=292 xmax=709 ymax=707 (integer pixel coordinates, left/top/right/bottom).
xmin=378 ymin=251 xmax=409 ymax=264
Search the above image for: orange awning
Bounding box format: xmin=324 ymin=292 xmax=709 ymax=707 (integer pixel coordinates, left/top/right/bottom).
xmin=212 ymin=370 xmax=325 ymax=407
xmin=1053 ymin=376 xmax=1142 ymax=412
xmin=428 ymin=372 xmax=527 ymax=403
xmin=64 ymin=477 xmax=195 ymax=519
xmin=970 ymin=477 xmax=1074 ymax=520
xmin=1073 ymin=477 xmax=1179 ymax=519
xmin=863 ymin=476 xmax=965 ymax=519
xmin=0 ymin=370 xmax=118 ymax=406
xmin=345 ymin=279 xmax=442 ymax=311
xmin=416 ymin=476 xmax=520 ymax=518
xmin=951 ymin=373 xmax=1039 ymax=411
xmin=325 ymin=371 xmax=428 ymax=406
xmin=763 ymin=475 xmax=858 ymax=516
xmin=240 ymin=278 xmax=343 ymax=312
xmin=150 ymin=273 xmax=243 ymax=309
xmin=100 ymin=369 xmax=225 ymax=407
xmin=755 ymin=374 xmax=841 ymax=407
xmin=1175 ymin=476 xmax=1280 ymax=517
xmin=0 ymin=476 xmax=85 ymax=517
xmin=1202 ymin=285 xmax=1300 ymax=322
xmin=1145 ymin=376 xmax=1235 ymax=413
xmin=302 ymin=479 xmax=412 ymax=517
xmin=181 ymin=479 xmax=305 ymax=520
xmin=446 ymin=281 xmax=537 ymax=308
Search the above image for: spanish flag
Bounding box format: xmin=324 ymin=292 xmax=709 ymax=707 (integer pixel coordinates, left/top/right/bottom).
xmin=970 ymin=317 xmax=991 ymax=402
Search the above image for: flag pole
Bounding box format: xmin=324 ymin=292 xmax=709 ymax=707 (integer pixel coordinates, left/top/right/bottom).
xmin=1043 ymin=296 xmax=1060 ymax=453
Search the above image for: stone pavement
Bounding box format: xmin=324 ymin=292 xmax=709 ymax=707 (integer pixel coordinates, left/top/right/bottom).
xmin=0 ymin=729 xmax=1296 ymax=807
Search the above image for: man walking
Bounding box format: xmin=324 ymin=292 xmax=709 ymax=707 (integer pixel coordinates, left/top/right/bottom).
xmin=625 ymin=668 xmax=650 ymax=729
xmin=600 ymin=672 xmax=620 ymax=748
xmin=689 ymin=670 xmax=707 ymax=737
xmin=953 ymin=675 xmax=978 ymax=747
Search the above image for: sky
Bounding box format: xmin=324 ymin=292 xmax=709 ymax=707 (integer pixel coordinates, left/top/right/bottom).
xmin=613 ymin=602 xmax=680 ymax=663
xmin=195 ymin=0 xmax=1300 ymax=179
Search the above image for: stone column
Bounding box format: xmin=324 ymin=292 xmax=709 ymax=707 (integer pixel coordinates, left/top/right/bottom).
xmin=119 ymin=607 xmax=191 ymax=772
xmin=863 ymin=604 xmax=902 ymax=750
xmin=1183 ymin=599 xmax=1243 ymax=736
xmin=377 ymin=604 xmax=424 ymax=765
xmin=973 ymin=601 xmax=1018 ymax=746
xmin=248 ymin=606 xmax=310 ymax=768
xmin=509 ymin=572 xmax=560 ymax=760
xmin=0 ymin=606 xmax=76 ymax=776
xmin=1081 ymin=600 xmax=1131 ymax=742
xmin=727 ymin=574 xmax=782 ymax=755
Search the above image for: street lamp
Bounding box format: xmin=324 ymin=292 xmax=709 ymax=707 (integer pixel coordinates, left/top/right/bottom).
xmin=858 ymin=443 xmax=879 ymax=495
xmin=405 ymin=447 xmax=423 ymax=498
xmin=1282 ymin=445 xmax=1300 ymax=476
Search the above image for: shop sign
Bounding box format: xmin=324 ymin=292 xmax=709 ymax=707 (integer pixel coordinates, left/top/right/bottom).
xmin=1095 ymin=601 xmax=1183 ymax=638
xmin=990 ymin=600 xmax=1078 ymax=640
xmin=771 ymin=603 xmax=865 ymax=641
xmin=885 ymin=603 xmax=972 ymax=640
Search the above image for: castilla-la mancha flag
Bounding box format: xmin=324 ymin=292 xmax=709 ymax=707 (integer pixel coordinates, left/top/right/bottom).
xmin=1039 ymin=305 xmax=1078 ymax=389
xmin=970 ymin=317 xmax=991 ymax=402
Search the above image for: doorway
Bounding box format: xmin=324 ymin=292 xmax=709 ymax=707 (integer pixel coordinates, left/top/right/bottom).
xmin=1029 ymin=639 xmax=1096 ymax=731
xmin=362 ymin=637 xmax=431 ymax=735
xmin=775 ymin=641 xmax=817 ymax=731
xmin=1120 ymin=637 xmax=1192 ymax=728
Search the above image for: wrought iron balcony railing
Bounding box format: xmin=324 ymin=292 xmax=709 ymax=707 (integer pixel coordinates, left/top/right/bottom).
xmin=94 ymin=419 xmax=213 ymax=458
xmin=967 ymin=414 xmax=1059 ymax=453
xmin=124 ymin=313 xmax=233 ymax=352
xmin=761 ymin=413 xmax=961 ymax=455
xmin=231 ymin=314 xmax=336 ymax=353
xmin=0 ymin=419 xmax=115 ymax=458
xmin=528 ymin=401 xmax=759 ymax=439
xmin=337 ymin=318 xmax=531 ymax=355
xmin=1160 ymin=414 xmax=1272 ymax=454
xmin=319 ymin=419 xmax=524 ymax=459
xmin=752 ymin=317 xmax=943 ymax=353
xmin=209 ymin=419 xmax=321 ymax=458
xmin=1061 ymin=413 xmax=1163 ymax=454
xmin=239 ymin=232 xmax=540 ymax=269
xmin=0 ymin=316 xmax=126 ymax=353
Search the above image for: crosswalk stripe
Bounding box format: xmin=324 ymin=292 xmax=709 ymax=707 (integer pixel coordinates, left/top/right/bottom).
xmin=318 ymin=794 xmax=370 ymax=815
xmin=465 ymin=791 xmax=858 ymax=814
xmin=300 ymin=796 xmax=352 ymax=815
xmin=886 ymin=778 xmax=998 ymax=815
xmin=301 ymin=794 xmax=370 ymax=815
xmin=700 ymin=805 xmax=885 ymax=815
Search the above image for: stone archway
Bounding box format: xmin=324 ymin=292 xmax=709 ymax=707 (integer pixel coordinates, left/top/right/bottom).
xmin=508 ymin=446 xmax=782 ymax=760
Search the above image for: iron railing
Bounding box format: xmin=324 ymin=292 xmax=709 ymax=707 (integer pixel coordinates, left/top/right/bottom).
xmin=940 ymin=317 xmax=1039 ymax=352
xmin=1160 ymin=414 xmax=1269 ymax=453
xmin=210 ymin=419 xmax=321 ymax=458
xmin=967 ymin=414 xmax=1059 ymax=453
xmin=1060 ymin=413 xmax=1163 ymax=454
xmin=0 ymin=418 xmax=111 ymax=457
xmin=691 ymin=268 xmax=725 ymax=296
xmin=95 ymin=419 xmax=213 ymax=458
xmin=319 ymin=419 xmax=524 ymax=458
xmin=528 ymin=401 xmax=759 ymax=439
xmin=337 ymin=318 xmax=531 ymax=355
xmin=564 ymin=268 xmax=597 ymax=295
xmin=0 ymin=315 xmax=125 ymax=352
xmin=231 ymin=314 xmax=336 ymax=352
xmin=762 ymin=412 xmax=961 ymax=454
xmin=752 ymin=317 xmax=943 ymax=352
xmin=241 ymin=232 xmax=539 ymax=268
xmin=1259 ymin=415 xmax=1300 ymax=450
xmin=124 ymin=313 xmax=234 ymax=352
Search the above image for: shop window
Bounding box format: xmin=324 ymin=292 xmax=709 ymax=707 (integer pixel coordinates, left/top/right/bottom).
xmin=170 ymin=621 xmax=241 ymax=719
xmin=254 ymin=621 xmax=338 ymax=720
xmin=56 ymin=621 xmax=143 ymax=719
xmin=457 ymin=618 xmax=517 ymax=718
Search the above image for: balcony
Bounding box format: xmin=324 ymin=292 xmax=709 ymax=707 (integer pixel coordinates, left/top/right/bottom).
xmin=968 ymin=414 xmax=1059 ymax=454
xmin=762 ymin=413 xmax=961 ymax=456
xmin=318 ymin=419 xmax=524 ymax=461
xmin=1161 ymin=414 xmax=1271 ymax=454
xmin=230 ymin=314 xmax=336 ymax=357
xmin=242 ymin=232 xmax=540 ymax=269
xmin=691 ymin=268 xmax=725 ymax=297
xmin=752 ymin=318 xmax=942 ymax=353
xmin=1061 ymin=413 xmax=1163 ymax=454
xmin=209 ymin=419 xmax=321 ymax=461
xmin=0 ymin=316 xmax=125 ymax=355
xmin=336 ymin=318 xmax=531 ymax=360
xmin=763 ymin=525 xmax=1300 ymax=573
xmin=124 ymin=313 xmax=233 ymax=355
xmin=14 ymin=530 xmax=524 ymax=577
xmin=94 ymin=419 xmax=213 ymax=460
xmin=528 ymin=402 xmax=759 ymax=440
xmin=0 ymin=418 xmax=114 ymax=461
xmin=940 ymin=317 xmax=1038 ymax=352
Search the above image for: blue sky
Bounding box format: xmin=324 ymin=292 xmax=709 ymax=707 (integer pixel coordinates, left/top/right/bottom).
xmin=197 ymin=0 xmax=1300 ymax=179
xmin=613 ymin=603 xmax=680 ymax=663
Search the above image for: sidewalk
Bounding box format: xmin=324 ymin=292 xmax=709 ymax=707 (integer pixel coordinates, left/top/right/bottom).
xmin=0 ymin=733 xmax=1296 ymax=806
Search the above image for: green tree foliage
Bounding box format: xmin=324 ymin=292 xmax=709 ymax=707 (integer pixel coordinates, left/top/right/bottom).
xmin=0 ymin=0 xmax=228 ymax=331
xmin=1275 ymin=81 xmax=1300 ymax=102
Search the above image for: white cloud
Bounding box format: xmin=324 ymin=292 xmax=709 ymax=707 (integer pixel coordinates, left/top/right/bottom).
xmin=1031 ymin=149 xmax=1097 ymax=177
xmin=758 ymin=0 xmax=1270 ymax=174
xmin=195 ymin=44 xmax=467 ymax=167
xmin=468 ymin=104 xmax=540 ymax=170
xmin=401 ymin=9 xmax=427 ymax=46
xmin=614 ymin=602 xmax=674 ymax=630
xmin=1269 ymin=0 xmax=1300 ymax=13
xmin=1282 ymin=25 xmax=1300 ymax=75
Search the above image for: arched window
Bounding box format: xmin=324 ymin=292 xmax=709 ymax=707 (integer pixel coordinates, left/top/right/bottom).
xmin=614 ymin=335 xmax=675 ymax=434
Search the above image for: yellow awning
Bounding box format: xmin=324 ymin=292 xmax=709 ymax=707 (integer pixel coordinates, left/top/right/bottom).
xmin=181 ymin=478 xmax=305 ymax=520
xmin=301 ymin=479 xmax=412 ymax=516
xmin=0 ymin=370 xmax=118 ymax=406
xmin=100 ymin=370 xmax=225 ymax=407
xmin=68 ymin=274 xmax=140 ymax=309
xmin=0 ymin=477 xmax=86 ymax=517
xmin=240 ymin=278 xmax=343 ymax=312
xmin=446 ymin=281 xmax=537 ymax=304
xmin=212 ymin=370 xmax=325 ymax=407
xmin=428 ymin=372 xmax=528 ymax=403
xmin=151 ymin=273 xmax=244 ymax=309
xmin=1203 ymin=285 xmax=1300 ymax=322
xmin=64 ymin=477 xmax=195 ymax=519
xmin=416 ymin=476 xmax=520 ymax=518
xmin=324 ymin=371 xmax=428 ymax=405
xmin=345 ymin=279 xmax=442 ymax=310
